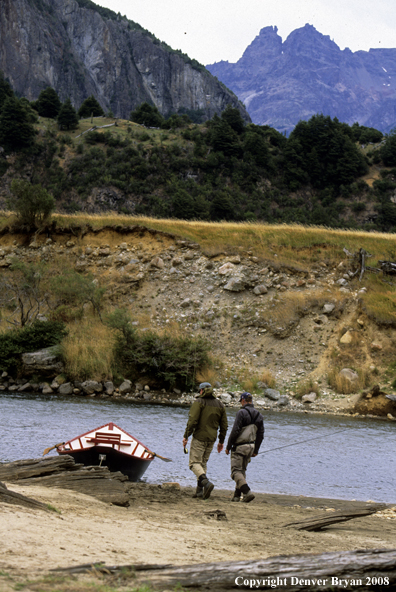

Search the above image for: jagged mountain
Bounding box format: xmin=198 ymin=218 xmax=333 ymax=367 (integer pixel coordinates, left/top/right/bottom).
xmin=206 ymin=24 xmax=396 ymax=133
xmin=0 ymin=0 xmax=249 ymax=121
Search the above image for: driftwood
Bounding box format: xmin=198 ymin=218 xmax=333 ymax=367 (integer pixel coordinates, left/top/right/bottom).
xmin=51 ymin=549 xmax=396 ymax=590
xmin=379 ymin=260 xmax=396 ymax=275
xmin=283 ymin=505 xmax=385 ymax=531
xmin=0 ymin=480 xmax=49 ymax=511
xmin=0 ymin=456 xmax=130 ymax=506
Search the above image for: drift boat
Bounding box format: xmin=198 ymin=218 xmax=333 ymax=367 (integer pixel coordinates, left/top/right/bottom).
xmin=56 ymin=422 xmax=155 ymax=481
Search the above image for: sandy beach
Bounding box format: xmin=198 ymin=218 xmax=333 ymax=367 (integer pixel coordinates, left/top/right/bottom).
xmin=1 ymin=481 xmax=395 ymax=591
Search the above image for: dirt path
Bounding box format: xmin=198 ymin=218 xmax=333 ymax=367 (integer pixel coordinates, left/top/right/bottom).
xmin=1 ymin=482 xmax=395 ymax=590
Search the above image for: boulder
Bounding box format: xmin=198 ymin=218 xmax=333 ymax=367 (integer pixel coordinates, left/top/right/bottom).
xmin=81 ymin=380 xmax=103 ymax=395
xmin=339 ymin=368 xmax=359 ymax=383
xmin=302 ymin=392 xmax=317 ymax=403
xmin=277 ymin=395 xmax=290 ymax=406
xmin=264 ymin=388 xmax=281 ymax=401
xmin=150 ymin=256 xmax=164 ymax=269
xmin=253 ymin=284 xmax=268 ymax=295
xmin=119 ymin=379 xmax=132 ymax=394
xmin=340 ymin=330 xmax=353 ymax=344
xmin=218 ymin=262 xmax=235 ymax=275
xmin=21 ymin=348 xmax=64 ymax=377
xmin=219 ymin=393 xmax=232 ymax=404
xmin=104 ymin=381 xmax=114 ymax=395
xmin=323 ymin=303 xmax=335 ymax=314
xmin=58 ymin=382 xmax=74 ymax=395
xmin=41 ymin=384 xmax=53 ymax=395
xmin=224 ymin=277 xmax=245 ymax=292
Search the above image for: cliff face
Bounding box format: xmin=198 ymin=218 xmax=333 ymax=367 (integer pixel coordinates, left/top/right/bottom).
xmin=0 ymin=0 xmax=249 ymax=120
xmin=207 ymin=24 xmax=396 ymax=133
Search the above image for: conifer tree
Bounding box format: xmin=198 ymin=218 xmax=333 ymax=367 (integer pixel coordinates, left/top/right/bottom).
xmin=78 ymin=95 xmax=105 ymax=119
xmin=57 ymin=98 xmax=79 ymax=130
xmin=0 ymin=71 xmax=14 ymax=111
xmin=0 ymin=96 xmax=35 ymax=152
xmin=36 ymin=87 xmax=61 ymax=118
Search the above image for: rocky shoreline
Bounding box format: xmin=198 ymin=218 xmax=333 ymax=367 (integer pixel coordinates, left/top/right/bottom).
xmin=2 ymin=366 xmax=395 ymax=421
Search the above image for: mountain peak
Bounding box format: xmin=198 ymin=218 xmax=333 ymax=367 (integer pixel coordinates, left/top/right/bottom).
xmin=240 ymin=25 xmax=282 ymax=63
xmin=284 ymin=24 xmax=341 ymax=54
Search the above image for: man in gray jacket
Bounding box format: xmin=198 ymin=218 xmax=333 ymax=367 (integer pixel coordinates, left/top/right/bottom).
xmin=225 ymin=392 xmax=264 ymax=503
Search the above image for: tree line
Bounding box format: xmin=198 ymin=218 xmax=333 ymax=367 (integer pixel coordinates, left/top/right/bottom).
xmin=2 ymin=70 xmax=396 ymax=230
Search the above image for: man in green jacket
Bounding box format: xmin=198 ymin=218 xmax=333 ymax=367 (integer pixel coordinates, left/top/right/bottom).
xmin=183 ymin=382 xmax=228 ymax=500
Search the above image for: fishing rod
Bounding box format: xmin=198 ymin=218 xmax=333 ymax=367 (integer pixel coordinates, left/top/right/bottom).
xmin=257 ymin=429 xmax=349 ymax=455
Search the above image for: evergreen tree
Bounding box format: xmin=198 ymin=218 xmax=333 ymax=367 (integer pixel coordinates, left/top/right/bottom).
xmin=287 ymin=114 xmax=368 ymax=191
xmin=211 ymin=118 xmax=241 ymax=157
xmin=130 ymin=102 xmax=164 ymax=127
xmin=243 ymin=130 xmax=270 ymax=168
xmin=0 ymin=96 xmax=36 ymax=152
xmin=0 ymin=71 xmax=14 ymax=112
xmin=78 ymin=95 xmax=105 ymax=119
xmin=19 ymin=98 xmax=39 ymax=124
xmin=380 ymin=130 xmax=396 ymax=166
xmin=221 ymin=104 xmax=245 ymax=135
xmin=57 ymin=98 xmax=79 ymax=130
xmin=36 ymin=87 xmax=61 ymax=118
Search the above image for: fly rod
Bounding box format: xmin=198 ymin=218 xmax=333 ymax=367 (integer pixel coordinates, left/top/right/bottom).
xmin=257 ymin=429 xmax=349 ymax=455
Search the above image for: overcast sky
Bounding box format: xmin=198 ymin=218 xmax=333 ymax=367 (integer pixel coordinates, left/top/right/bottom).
xmin=95 ymin=0 xmax=396 ymax=65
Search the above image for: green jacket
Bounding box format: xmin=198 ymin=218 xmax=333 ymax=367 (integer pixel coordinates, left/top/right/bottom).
xmin=184 ymin=389 xmax=228 ymax=444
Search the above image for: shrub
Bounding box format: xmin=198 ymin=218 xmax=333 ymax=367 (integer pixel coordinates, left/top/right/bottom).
xmin=0 ymin=320 xmax=67 ymax=374
xmin=108 ymin=309 xmax=212 ymax=388
xmin=8 ymin=179 xmax=55 ymax=228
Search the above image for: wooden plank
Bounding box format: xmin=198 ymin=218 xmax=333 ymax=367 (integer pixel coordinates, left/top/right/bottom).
xmin=0 ymin=456 xmax=130 ymax=506
xmin=283 ymin=505 xmax=385 ymax=531
xmin=0 ymin=480 xmax=49 ymax=511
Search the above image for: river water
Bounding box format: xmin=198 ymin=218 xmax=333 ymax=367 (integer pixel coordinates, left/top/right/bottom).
xmin=0 ymin=392 xmax=395 ymax=503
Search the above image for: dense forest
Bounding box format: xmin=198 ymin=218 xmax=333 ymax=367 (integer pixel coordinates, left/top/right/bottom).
xmin=1 ymin=72 xmax=396 ymax=231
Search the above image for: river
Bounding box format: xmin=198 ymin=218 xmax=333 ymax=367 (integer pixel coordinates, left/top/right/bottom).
xmin=0 ymin=392 xmax=395 ymax=503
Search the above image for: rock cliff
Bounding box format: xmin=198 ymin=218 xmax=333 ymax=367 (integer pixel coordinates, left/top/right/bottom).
xmin=207 ymin=24 xmax=396 ymax=133
xmin=0 ymin=0 xmax=249 ymax=121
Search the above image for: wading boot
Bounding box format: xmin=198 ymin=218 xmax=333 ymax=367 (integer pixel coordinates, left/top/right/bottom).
xmin=241 ymin=484 xmax=255 ymax=503
xmin=231 ymin=489 xmax=241 ymax=502
xmin=199 ymin=474 xmax=214 ymax=500
xmin=242 ymin=492 xmax=255 ymax=503
xmin=192 ymin=486 xmax=203 ymax=499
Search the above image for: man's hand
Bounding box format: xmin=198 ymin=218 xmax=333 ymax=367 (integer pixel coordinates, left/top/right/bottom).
xmin=182 ymin=438 xmax=188 ymax=447
xmin=252 ymin=453 xmax=257 ymax=457
xmin=217 ymin=443 xmax=223 ymax=453
xmin=225 ymin=449 xmax=229 ymax=455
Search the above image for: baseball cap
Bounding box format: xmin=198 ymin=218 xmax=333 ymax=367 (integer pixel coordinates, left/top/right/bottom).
xmin=199 ymin=382 xmax=211 ymax=390
xmin=239 ymin=392 xmax=252 ymax=402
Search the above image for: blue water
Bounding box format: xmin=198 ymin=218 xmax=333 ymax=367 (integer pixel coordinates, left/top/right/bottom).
xmin=0 ymin=392 xmax=395 ymax=503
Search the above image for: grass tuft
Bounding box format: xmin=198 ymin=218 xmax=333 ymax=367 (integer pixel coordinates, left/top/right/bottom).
xmin=60 ymin=317 xmax=116 ymax=381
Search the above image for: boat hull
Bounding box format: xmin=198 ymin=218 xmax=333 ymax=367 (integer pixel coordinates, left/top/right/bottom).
xmin=60 ymin=447 xmax=153 ymax=481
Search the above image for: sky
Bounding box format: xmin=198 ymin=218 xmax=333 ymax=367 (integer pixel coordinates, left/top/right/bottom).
xmin=95 ymin=0 xmax=396 ymax=65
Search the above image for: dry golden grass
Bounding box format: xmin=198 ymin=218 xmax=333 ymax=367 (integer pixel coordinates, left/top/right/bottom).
xmin=360 ymin=277 xmax=396 ymax=327
xmin=327 ymin=367 xmax=372 ymax=394
xmin=2 ymin=211 xmax=396 ymax=267
xmin=195 ymin=366 xmax=219 ymax=386
xmin=294 ymin=378 xmax=320 ymax=399
xmin=259 ymin=289 xmax=343 ymax=330
xmin=60 ymin=317 xmax=116 ymax=381
xmin=236 ymin=368 xmax=276 ymax=393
